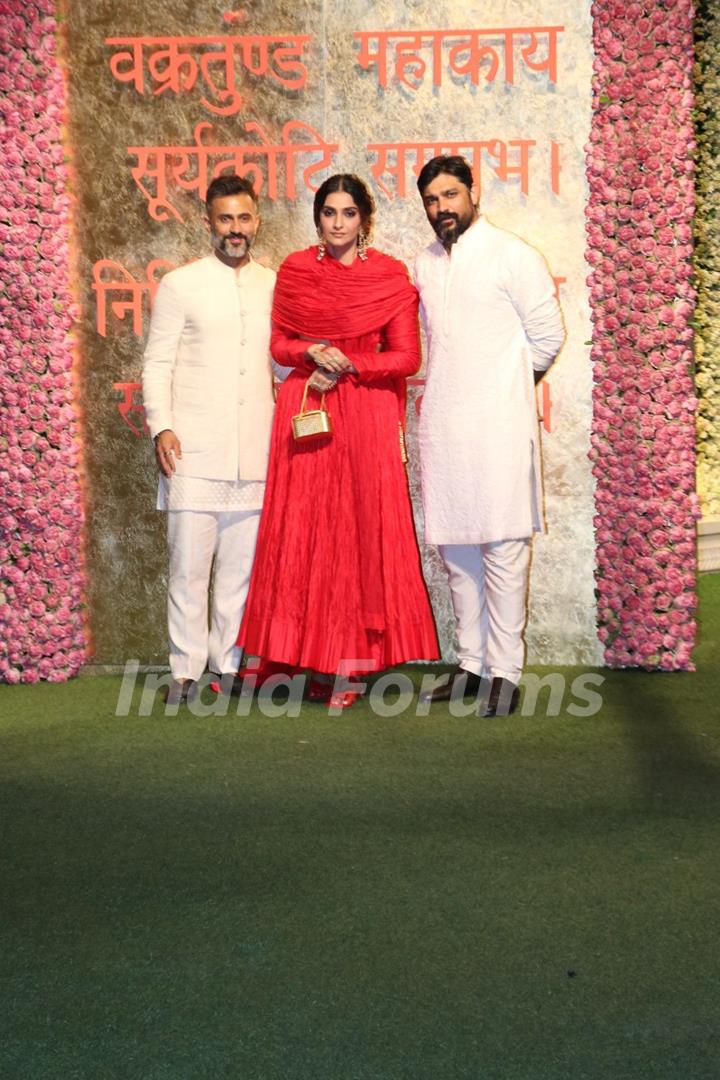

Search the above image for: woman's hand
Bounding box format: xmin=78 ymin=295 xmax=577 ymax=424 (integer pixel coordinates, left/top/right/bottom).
xmin=310 ymin=344 xmax=354 ymax=374
xmin=306 ymin=343 xmax=329 ymax=366
xmin=307 ymin=370 xmax=338 ymax=393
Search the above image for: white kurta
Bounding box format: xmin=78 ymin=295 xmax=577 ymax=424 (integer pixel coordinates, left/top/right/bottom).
xmin=414 ymin=216 xmax=565 ymax=545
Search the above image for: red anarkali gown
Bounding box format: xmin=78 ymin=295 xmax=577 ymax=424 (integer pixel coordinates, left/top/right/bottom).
xmin=238 ymin=247 xmax=439 ymax=675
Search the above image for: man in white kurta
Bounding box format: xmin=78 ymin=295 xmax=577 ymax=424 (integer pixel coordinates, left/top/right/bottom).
xmin=142 ymin=174 xmax=276 ymax=702
xmin=414 ymin=155 xmax=565 ymax=714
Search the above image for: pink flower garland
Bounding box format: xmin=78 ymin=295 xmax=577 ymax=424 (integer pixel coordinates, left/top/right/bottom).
xmin=586 ymin=0 xmax=699 ymax=670
xmin=0 ymin=0 xmax=88 ymax=682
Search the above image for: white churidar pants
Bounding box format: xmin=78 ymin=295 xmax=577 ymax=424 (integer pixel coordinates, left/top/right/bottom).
xmin=438 ymin=539 xmax=531 ymax=684
xmin=167 ymin=509 xmax=260 ymax=681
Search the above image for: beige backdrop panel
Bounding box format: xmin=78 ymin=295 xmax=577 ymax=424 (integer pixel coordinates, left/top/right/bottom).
xmin=64 ymin=0 xmax=601 ymax=668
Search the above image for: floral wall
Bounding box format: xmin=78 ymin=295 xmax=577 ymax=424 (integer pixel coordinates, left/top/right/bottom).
xmin=585 ymin=0 xmax=698 ymax=670
xmin=0 ymin=0 xmax=87 ymax=682
xmin=695 ymin=0 xmax=720 ymax=516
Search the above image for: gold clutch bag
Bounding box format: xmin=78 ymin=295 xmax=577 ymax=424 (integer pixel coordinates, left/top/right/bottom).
xmin=291 ymin=379 xmax=333 ymax=442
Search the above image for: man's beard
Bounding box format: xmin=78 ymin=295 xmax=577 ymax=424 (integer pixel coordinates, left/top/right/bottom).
xmin=213 ymin=232 xmax=252 ymax=257
xmin=434 ymin=212 xmax=473 ymax=248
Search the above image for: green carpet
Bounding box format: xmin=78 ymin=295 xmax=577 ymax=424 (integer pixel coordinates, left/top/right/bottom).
xmin=2 ymin=576 xmax=719 ymax=1079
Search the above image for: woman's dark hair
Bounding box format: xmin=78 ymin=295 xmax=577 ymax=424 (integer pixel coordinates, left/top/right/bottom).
xmin=313 ymin=174 xmax=376 ymax=235
xmin=416 ymin=155 xmax=474 ymax=197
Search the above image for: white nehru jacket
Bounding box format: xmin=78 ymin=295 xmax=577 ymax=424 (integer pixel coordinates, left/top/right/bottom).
xmin=142 ymin=254 xmax=276 ymax=485
xmin=414 ymin=216 xmax=565 ymax=546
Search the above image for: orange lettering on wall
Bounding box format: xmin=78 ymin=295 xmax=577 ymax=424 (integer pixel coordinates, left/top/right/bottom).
xmin=113 ymin=381 xmax=148 ymax=437
xmin=128 ymin=120 xmax=339 ymax=221
xmin=354 ymin=26 xmax=563 ymax=91
xmin=538 ymin=379 xmax=553 ymax=434
xmin=93 ymin=259 xmax=174 ymax=337
xmin=368 ymin=137 xmax=542 ymax=201
xmin=105 ymin=34 xmax=311 ymax=116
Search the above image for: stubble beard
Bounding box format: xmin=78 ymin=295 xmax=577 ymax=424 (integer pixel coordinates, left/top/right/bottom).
xmin=213 ymin=233 xmax=253 ymax=259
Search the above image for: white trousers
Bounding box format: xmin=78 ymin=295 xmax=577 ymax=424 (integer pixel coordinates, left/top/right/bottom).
xmin=167 ymin=509 xmax=260 ymax=681
xmin=438 ymin=539 xmax=531 ymax=684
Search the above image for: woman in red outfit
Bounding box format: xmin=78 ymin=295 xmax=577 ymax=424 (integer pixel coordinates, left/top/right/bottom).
xmin=238 ymin=174 xmax=439 ymax=705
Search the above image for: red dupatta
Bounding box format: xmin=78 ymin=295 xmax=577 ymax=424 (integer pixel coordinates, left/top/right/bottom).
xmin=272 ymin=246 xmax=418 ymax=339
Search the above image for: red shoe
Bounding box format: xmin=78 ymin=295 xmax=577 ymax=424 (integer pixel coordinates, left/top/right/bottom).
xmin=327 ymin=688 xmax=362 ymax=710
xmin=208 ymin=674 xmax=249 ymax=697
